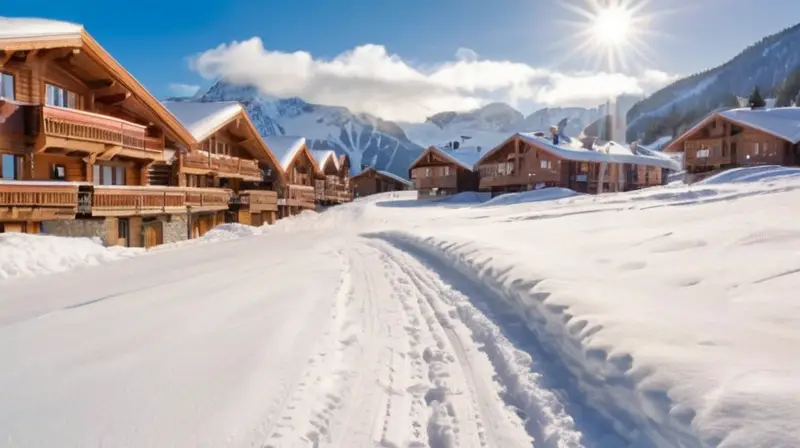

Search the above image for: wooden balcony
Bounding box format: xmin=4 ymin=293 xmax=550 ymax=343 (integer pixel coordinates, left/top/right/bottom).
xmin=279 ymin=184 xmax=316 ymax=209
xmin=0 ymin=181 xmax=80 ymax=221
xmin=479 ymin=171 xmax=561 ymax=189
xmin=232 ymin=190 xmax=278 ymax=213
xmin=185 ymin=188 xmax=232 ymax=212
xmin=414 ymin=175 xmax=457 ymax=190
xmin=182 ymin=150 xmax=263 ymax=181
xmin=39 ymin=105 xmax=164 ymax=155
xmin=90 ymin=186 xmax=187 ymax=217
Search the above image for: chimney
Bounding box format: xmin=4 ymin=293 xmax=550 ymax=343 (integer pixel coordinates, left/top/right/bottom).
xmin=477 ymin=146 xmax=482 ymax=153
xmin=630 ymin=141 xmax=638 ymax=154
xmin=453 ymin=141 xmax=460 ymax=150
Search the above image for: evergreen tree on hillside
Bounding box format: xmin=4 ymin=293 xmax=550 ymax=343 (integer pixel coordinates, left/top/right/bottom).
xmin=776 ymin=66 xmax=800 ymax=107
xmin=748 ymin=86 xmax=766 ymax=108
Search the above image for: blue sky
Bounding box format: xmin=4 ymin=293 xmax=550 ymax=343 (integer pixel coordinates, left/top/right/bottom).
xmin=4 ymin=0 xmax=799 ymax=120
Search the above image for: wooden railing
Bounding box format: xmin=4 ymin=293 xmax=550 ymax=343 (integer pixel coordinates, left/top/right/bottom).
xmin=0 ymin=182 xmax=80 ymax=221
xmin=185 ymin=188 xmax=231 ymax=211
xmin=183 ymin=150 xmax=262 ymax=179
xmin=234 ymin=190 xmax=278 ymax=212
xmin=414 ymin=175 xmax=457 ymax=190
xmin=90 ymin=186 xmax=186 ymax=216
xmin=40 ymin=106 xmax=163 ymax=153
xmin=281 ymin=184 xmax=316 ymax=209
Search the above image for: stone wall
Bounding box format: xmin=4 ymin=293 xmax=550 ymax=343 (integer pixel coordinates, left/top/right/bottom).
xmin=42 ymin=219 xmax=109 ymax=245
xmin=162 ymin=214 xmax=188 ymax=244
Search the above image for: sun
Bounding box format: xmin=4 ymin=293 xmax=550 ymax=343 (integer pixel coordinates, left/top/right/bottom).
xmin=593 ymin=7 xmax=633 ymax=45
xmin=552 ymin=0 xmax=672 ymax=72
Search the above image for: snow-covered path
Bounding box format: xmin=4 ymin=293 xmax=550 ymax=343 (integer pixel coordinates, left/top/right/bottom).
xmin=0 ymin=230 xmax=571 ymax=447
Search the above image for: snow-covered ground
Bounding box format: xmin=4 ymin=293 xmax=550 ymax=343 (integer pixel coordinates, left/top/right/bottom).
xmin=2 ymin=166 xmax=799 ymax=447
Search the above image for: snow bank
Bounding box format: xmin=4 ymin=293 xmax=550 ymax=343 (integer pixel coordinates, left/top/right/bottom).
xmin=697 ymin=165 xmax=800 ymax=185
xmin=0 ymin=233 xmax=141 ymax=281
xmin=479 ymin=188 xmax=578 ymax=207
xmin=366 ymin=183 xmax=800 ymax=447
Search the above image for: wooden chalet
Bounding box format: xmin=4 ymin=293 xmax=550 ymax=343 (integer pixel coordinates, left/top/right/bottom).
xmin=162 ymin=101 xmax=281 ymax=233
xmin=350 ymin=167 xmax=413 ymax=198
xmin=311 ymin=149 xmax=352 ymax=205
xmin=262 ymin=136 xmax=319 ymax=217
xmin=476 ymin=133 xmax=677 ymax=196
xmin=408 ymin=145 xmax=481 ymax=199
xmin=664 ymin=107 xmax=800 ymax=180
xmin=0 ymin=18 xmax=202 ymax=247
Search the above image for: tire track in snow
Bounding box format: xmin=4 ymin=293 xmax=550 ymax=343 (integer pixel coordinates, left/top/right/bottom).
xmin=373 ymin=243 xmax=506 ymax=448
xmin=368 ymin=237 xmax=586 ymax=448
xmin=262 ymin=249 xmax=366 ymax=447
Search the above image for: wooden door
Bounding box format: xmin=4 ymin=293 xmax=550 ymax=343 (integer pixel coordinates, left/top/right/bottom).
xmin=143 ymin=222 xmax=163 ymax=248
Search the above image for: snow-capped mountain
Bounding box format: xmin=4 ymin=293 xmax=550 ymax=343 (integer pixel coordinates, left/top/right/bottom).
xmin=181 ymin=81 xmax=600 ymax=177
xmin=626 ymin=23 xmax=800 ymax=142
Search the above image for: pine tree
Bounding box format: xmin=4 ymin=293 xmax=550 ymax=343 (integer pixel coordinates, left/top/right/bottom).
xmin=748 ymin=86 xmax=766 ymax=108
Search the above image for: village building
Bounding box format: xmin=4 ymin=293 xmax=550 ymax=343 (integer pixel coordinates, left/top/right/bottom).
xmin=350 ymin=167 xmax=413 ymax=198
xmin=408 ymin=145 xmax=481 ymax=199
xmin=664 ymin=107 xmax=800 ymax=180
xmin=311 ymin=149 xmax=352 ymax=205
xmin=0 ymin=18 xmax=201 ymax=247
xmin=162 ymin=101 xmax=282 ymax=232
xmin=262 ymin=136 xmax=319 ymax=218
xmin=476 ymin=133 xmax=678 ymax=196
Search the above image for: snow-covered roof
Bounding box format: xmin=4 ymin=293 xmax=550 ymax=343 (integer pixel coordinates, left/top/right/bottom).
xmin=310 ymin=149 xmax=339 ymax=171
xmin=263 ymin=136 xmax=308 ymax=171
xmin=517 ymin=133 xmax=680 ymax=171
xmin=718 ymin=107 xmax=800 ymax=143
xmin=0 ymin=17 xmax=83 ymax=41
xmin=410 ymin=145 xmax=484 ymax=171
xmin=161 ymin=101 xmax=243 ymax=142
xmin=376 ymin=170 xmax=413 ymax=186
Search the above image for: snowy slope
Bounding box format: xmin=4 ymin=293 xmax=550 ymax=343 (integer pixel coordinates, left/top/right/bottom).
xmin=3 ymin=167 xmax=800 ymax=447
xmin=627 ymin=23 xmax=800 ymax=141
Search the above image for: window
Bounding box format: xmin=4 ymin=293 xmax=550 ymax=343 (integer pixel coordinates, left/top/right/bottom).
xmin=51 ymin=164 xmax=66 ymax=180
xmin=696 ymin=148 xmax=710 ymax=158
xmin=424 ymin=168 xmax=431 ymax=177
xmin=0 ymin=72 xmax=14 ymax=100
xmin=443 ymin=166 xmax=450 ymax=176
xmin=763 ymin=142 xmax=769 ymax=154
xmin=1 ymin=154 xmax=21 ymax=179
xmin=93 ymin=165 xmax=126 ymax=185
xmin=754 ymin=142 xmax=760 ymax=155
xmin=45 ymin=83 xmax=78 ymax=108
xmin=540 ymin=160 xmax=552 ymax=169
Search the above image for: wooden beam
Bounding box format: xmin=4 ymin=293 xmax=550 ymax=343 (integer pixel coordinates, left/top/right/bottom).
xmin=97 ymin=145 xmax=123 ymax=161
xmin=86 ymin=79 xmax=116 ymax=90
xmin=94 ymin=92 xmax=130 ymax=105
xmin=0 ymin=51 xmax=15 ymax=67
xmin=21 ymin=49 xmax=39 ymax=62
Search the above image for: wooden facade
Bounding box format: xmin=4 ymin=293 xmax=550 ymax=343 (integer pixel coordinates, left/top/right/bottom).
xmin=475 ymin=135 xmax=668 ymax=196
xmin=0 ymin=25 xmax=202 ymax=245
xmin=164 ymin=101 xmax=282 ymax=234
xmin=664 ymin=110 xmax=800 ymax=179
xmin=351 ymin=167 xmax=412 ymax=198
xmin=312 ymin=150 xmax=352 ymax=205
xmin=408 ymin=146 xmax=479 ymax=199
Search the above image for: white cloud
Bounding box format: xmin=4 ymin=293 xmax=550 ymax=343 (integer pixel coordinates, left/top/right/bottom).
xmin=168 ymin=83 xmax=200 ymax=97
xmin=189 ymin=38 xmax=680 ymax=122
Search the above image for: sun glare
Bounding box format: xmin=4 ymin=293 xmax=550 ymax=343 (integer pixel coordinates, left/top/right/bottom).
xmin=553 ymin=0 xmax=673 ymax=72
xmin=593 ymin=7 xmax=632 ymax=45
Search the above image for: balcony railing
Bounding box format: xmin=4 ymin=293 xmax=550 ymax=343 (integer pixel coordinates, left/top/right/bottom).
xmin=279 ymin=184 xmax=315 ymax=209
xmin=185 ymin=188 xmax=232 ymax=211
xmin=40 ymin=105 xmax=163 ymax=153
xmin=183 ymin=150 xmax=262 ymax=180
xmin=232 ymin=190 xmax=278 ymax=212
xmin=0 ymin=181 xmax=80 ymax=220
xmin=414 ymin=175 xmax=457 ymax=190
xmin=90 ymin=186 xmax=186 ymax=216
